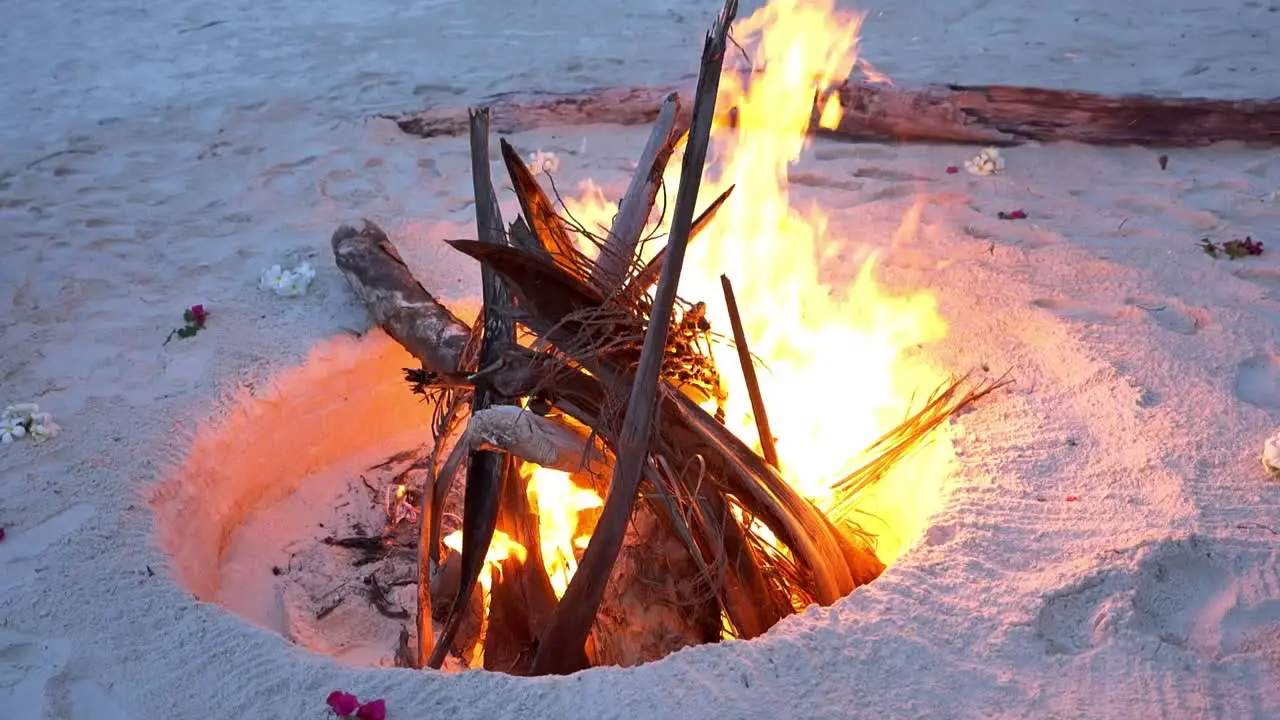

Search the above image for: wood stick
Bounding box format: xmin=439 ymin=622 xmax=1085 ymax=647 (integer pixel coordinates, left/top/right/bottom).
xmin=391 ymin=79 xmax=1280 ymax=147
xmin=331 ymin=221 xmax=470 ymax=374
xmin=530 ymin=0 xmax=739 ymax=677
xmin=434 ymin=406 xmax=611 ymax=485
xmin=626 ymin=184 xmax=735 ymax=297
xmin=719 ymin=274 xmax=779 ymax=469
xmin=426 ymin=107 xmax=518 ymax=670
xmin=590 ymin=93 xmax=682 ymax=294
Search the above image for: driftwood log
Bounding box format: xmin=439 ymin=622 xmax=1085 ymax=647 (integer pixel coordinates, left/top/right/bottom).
xmin=389 ymin=79 xmax=1280 ymax=147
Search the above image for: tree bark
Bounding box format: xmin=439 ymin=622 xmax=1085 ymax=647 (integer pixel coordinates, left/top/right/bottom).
xmin=389 ymin=79 xmax=1280 ymax=147
xmin=590 ymin=92 xmax=682 ymax=294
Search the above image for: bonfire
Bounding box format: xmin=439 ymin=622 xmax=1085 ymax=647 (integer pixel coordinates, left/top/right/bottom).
xmin=332 ymin=0 xmax=1006 ymax=675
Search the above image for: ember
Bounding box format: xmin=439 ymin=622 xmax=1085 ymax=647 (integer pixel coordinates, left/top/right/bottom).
xmin=330 ymin=0 xmax=1006 ymax=676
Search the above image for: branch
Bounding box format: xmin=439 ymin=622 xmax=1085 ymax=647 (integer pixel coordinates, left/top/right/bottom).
xmin=427 ymin=107 xmax=520 ymax=670
xmin=590 ymin=92 xmax=682 ymax=293
xmin=720 ymin=274 xmax=778 ymax=468
xmin=331 ymin=221 xmax=470 ymax=374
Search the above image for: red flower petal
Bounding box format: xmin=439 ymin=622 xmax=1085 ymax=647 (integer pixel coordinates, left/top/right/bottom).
xmin=356 ymin=699 xmax=387 ymax=720
xmin=1066 ymin=496 xmax=1079 ymax=502
xmin=1009 ymin=210 xmax=1027 ymax=219
xmin=946 ymin=166 xmax=959 ymax=174
xmin=327 ymin=691 xmax=361 ymax=716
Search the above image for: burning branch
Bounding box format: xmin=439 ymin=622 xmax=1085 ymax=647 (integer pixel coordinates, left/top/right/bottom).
xmin=424 ymin=107 xmax=520 ymax=671
xmin=590 ymin=92 xmax=683 ymax=294
xmin=720 ymin=274 xmax=779 ymax=469
xmin=392 ymin=80 xmax=1280 ymax=148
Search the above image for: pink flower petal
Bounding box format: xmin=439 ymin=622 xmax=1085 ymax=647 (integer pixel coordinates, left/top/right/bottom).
xmin=327 ymin=690 xmax=361 ymax=716
xmin=945 ymin=166 xmax=959 ymax=174
xmin=356 ymin=698 xmax=387 ymax=720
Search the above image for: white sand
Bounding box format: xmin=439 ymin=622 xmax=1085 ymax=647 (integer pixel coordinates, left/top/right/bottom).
xmin=3 ymin=0 xmax=1280 ymax=718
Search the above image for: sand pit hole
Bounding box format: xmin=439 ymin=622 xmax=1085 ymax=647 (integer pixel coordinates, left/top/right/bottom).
xmin=151 ymin=332 xmax=952 ymax=672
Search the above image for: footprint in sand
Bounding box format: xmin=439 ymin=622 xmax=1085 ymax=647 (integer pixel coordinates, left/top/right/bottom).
xmin=811 ymin=145 xmax=897 ymax=162
xmin=966 ymin=224 xmax=1062 ymax=250
xmin=1124 ymin=295 xmax=1210 ymax=335
xmin=0 ymin=631 xmax=130 ymax=720
xmin=1232 ymin=266 xmax=1280 ymax=299
xmin=1030 ymin=298 xmax=1143 ymax=325
xmin=1035 ymin=534 xmax=1280 ymax=660
xmin=787 ymin=170 xmax=864 ymax=192
xmin=1234 ymin=352 xmax=1280 ymax=410
xmin=1032 ymin=296 xmax=1210 ymax=335
xmin=317 ymin=166 xmax=387 ymax=203
xmin=0 ymin=503 xmax=96 ymax=593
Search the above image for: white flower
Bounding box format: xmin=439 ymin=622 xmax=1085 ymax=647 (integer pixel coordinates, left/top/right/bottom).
xmin=964 ymin=147 xmax=1005 ymax=176
xmin=260 ymin=264 xmax=288 ymax=289
xmin=260 ymin=262 xmax=315 ymax=297
xmin=3 ymin=403 xmax=39 ymax=422
xmin=1 ymin=416 xmax=26 ymax=444
xmin=528 ymin=150 xmax=560 ymax=176
xmin=294 ymin=262 xmax=316 ymax=281
xmin=1263 ymin=430 xmax=1280 ymax=477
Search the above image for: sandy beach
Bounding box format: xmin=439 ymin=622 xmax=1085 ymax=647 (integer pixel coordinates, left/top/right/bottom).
xmin=2 ymin=0 xmax=1279 ymax=718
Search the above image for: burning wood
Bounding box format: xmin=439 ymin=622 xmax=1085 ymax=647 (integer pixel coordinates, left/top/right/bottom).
xmin=391 ymin=78 xmax=1280 ymax=148
xmin=332 ymin=0 xmax=1010 ymax=676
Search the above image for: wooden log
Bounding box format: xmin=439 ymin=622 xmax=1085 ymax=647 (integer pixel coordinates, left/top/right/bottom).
xmin=589 ymin=92 xmax=682 ymax=294
xmin=389 ymin=79 xmax=1280 ymax=147
xmin=332 ymin=222 xmax=471 ymax=374
xmin=434 ymin=406 xmax=611 ymax=486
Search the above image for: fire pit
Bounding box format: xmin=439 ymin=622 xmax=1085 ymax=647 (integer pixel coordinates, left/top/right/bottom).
xmin=155 ymin=0 xmax=1006 ymax=678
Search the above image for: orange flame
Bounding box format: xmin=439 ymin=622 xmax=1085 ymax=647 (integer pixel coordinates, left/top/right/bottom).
xmin=525 ymin=465 xmax=604 ymax=598
xmin=562 ymin=0 xmax=954 ymax=567
xmin=442 ymin=528 xmax=527 ymax=666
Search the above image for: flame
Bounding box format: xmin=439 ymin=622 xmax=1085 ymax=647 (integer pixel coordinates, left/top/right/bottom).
xmin=525 ymin=464 xmax=604 ymax=598
xmin=437 ymin=469 xmax=604 ymax=662
xmin=442 ymin=528 xmax=527 ymax=667
xmin=560 ymin=0 xmax=953 ymax=568
xmin=442 ymin=528 xmax=528 ymax=570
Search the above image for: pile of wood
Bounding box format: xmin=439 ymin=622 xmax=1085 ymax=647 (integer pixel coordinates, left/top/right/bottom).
xmin=333 ymin=0 xmax=1004 ymax=677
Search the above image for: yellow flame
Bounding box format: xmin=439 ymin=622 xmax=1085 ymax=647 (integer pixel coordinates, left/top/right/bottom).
xmin=442 ymin=528 xmax=528 ymax=571
xmin=525 ymin=465 xmax=604 ymax=598
xmin=442 ymin=528 xmax=527 ymax=667
xmin=560 ymin=0 xmax=953 ymax=571
xmin=818 ymin=92 xmax=843 ymax=129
